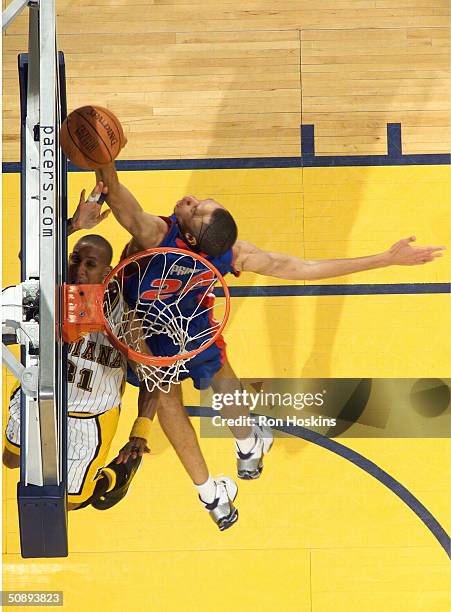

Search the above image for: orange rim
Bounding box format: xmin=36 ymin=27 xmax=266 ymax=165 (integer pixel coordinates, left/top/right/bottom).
xmin=101 ymin=247 xmax=231 ymax=367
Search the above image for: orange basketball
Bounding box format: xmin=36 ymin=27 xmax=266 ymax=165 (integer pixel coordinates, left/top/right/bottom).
xmin=59 ymin=105 xmax=126 ymax=169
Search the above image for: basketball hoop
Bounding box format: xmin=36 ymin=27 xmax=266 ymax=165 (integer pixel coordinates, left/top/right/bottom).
xmin=63 ymin=247 xmax=231 ymax=392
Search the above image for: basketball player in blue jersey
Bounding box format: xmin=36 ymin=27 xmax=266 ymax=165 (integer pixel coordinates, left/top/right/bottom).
xmin=91 ymin=163 xmax=445 ymax=531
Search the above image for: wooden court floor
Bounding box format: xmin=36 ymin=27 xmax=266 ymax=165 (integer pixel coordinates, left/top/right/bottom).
xmin=2 ymin=1 xmax=451 ymax=610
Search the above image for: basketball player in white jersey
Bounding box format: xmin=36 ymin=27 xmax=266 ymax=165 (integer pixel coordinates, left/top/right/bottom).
xmin=3 ymin=191 xmax=152 ymax=511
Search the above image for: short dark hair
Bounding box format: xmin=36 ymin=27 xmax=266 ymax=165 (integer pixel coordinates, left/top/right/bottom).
xmin=77 ymin=234 xmax=113 ymax=265
xmin=196 ymin=209 xmax=238 ymax=257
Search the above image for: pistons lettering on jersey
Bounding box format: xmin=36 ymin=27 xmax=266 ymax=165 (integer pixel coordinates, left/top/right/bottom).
xmin=68 ymin=337 xmax=123 ymax=368
xmin=171 ymin=264 xmax=197 ymax=276
xmin=140 ymin=270 xmax=215 ymax=301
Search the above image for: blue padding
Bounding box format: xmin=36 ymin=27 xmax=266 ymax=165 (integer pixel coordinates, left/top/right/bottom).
xmin=17 ymin=483 xmax=68 ymax=558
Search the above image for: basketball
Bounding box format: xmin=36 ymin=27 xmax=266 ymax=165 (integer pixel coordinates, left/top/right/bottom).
xmin=59 ymin=105 xmax=126 ymax=169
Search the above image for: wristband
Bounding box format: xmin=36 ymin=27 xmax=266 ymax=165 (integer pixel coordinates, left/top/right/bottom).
xmin=130 ymin=417 xmax=152 ymax=442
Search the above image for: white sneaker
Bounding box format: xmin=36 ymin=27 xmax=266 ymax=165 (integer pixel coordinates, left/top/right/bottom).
xmin=236 ymin=424 xmax=273 ymax=480
xmin=199 ymin=476 xmax=238 ymax=531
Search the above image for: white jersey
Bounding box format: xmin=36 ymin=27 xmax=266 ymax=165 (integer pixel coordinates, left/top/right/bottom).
xmin=67 ymin=331 xmax=126 ymax=414
xmin=66 ymin=285 xmax=126 ymax=414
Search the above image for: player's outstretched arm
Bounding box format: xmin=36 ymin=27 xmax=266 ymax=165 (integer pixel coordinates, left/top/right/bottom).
xmin=232 ymin=236 xmax=445 ymax=280
xmin=94 ymin=163 xmax=167 ymax=251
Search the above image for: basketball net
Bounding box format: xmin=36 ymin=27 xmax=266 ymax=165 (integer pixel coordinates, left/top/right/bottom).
xmin=63 ymin=247 xmax=231 ymax=392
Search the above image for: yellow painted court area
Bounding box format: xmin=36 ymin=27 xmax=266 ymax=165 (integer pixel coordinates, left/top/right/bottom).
xmin=3 ymin=164 xmax=451 ymax=610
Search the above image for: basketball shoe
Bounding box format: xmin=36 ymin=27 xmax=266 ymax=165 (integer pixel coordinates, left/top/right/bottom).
xmin=236 ymin=423 xmax=273 ymax=480
xmin=91 ymin=454 xmax=142 ymax=510
xmin=199 ymin=476 xmax=238 ymax=531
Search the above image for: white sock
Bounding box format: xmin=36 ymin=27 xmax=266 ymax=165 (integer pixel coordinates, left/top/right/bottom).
xmin=235 ymin=428 xmax=257 ymax=454
xmin=195 ymin=475 xmax=216 ymax=503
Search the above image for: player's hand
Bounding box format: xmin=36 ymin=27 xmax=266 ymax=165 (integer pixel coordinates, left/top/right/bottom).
xmin=115 ymin=437 xmax=150 ymax=464
xmin=385 ymin=236 xmax=446 ymax=266
xmin=71 ymin=181 xmax=111 ymax=231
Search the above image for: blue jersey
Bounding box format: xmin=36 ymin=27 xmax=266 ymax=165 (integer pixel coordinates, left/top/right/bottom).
xmin=122 ymin=215 xmax=238 ymax=389
xmin=122 ymin=215 xmax=237 ymax=308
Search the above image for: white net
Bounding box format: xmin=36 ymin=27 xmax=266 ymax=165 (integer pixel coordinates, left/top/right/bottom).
xmin=103 ymin=249 xmax=229 ymax=392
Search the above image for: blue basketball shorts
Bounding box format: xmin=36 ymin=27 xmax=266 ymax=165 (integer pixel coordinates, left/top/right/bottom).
xmin=126 ymin=332 xmax=227 ymax=391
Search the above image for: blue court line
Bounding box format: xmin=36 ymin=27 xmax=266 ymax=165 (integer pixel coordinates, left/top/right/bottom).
xmin=2 ymin=124 xmax=450 ymax=173
xmin=2 ymin=154 xmax=449 ymax=173
xmin=299 ymin=123 xmax=450 ymax=167
xmin=187 ymin=405 xmax=451 ymax=559
xmin=214 ymin=282 xmax=451 ymax=298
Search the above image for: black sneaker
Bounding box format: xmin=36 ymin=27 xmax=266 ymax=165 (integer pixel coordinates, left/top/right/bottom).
xmin=91 ymin=455 xmax=142 ymax=510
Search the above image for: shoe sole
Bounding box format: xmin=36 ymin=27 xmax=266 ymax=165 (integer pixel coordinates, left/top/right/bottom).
xmin=217 ymin=507 xmax=239 ymax=531
xmin=237 ymin=464 xmax=263 ymax=480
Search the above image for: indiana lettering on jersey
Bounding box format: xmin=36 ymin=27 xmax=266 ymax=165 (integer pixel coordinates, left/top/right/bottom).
xmin=68 ymin=336 xmax=123 ymax=368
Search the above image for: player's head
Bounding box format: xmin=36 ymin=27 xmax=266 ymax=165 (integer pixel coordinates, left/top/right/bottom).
xmin=174 ymin=196 xmax=238 ymax=257
xmin=68 ymin=234 xmax=113 ymax=284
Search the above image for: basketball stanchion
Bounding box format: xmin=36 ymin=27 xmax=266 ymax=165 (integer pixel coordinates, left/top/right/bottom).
xmin=2 ymin=0 xmax=68 ymax=558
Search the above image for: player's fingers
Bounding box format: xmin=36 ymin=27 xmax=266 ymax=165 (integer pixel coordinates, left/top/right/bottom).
xmin=414 ymin=246 xmax=443 ymax=255
xmin=116 ymin=447 xmax=130 ymax=463
xmin=400 ymin=237 xmax=414 ymax=246
xmin=427 ymin=246 xmax=446 ymax=253
xmin=79 ymin=189 xmax=86 ymax=205
xmin=99 ymin=209 xmax=111 ymax=221
xmin=87 ymin=192 xmax=100 ymax=204
xmin=87 ymin=182 xmax=103 ymax=202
